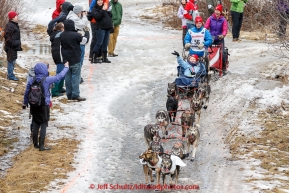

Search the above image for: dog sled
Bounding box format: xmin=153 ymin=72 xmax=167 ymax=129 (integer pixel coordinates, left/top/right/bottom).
xmin=208 ymin=44 xmax=229 ymax=81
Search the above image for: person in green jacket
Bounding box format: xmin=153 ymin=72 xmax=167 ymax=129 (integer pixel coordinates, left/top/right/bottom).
xmin=230 ymin=0 xmax=247 ymax=42
xmin=206 ymin=0 xmax=222 ymax=16
xmin=108 ymin=0 xmax=123 ymax=57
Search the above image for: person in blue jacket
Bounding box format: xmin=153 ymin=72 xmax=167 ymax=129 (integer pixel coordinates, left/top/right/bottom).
xmin=184 ymin=16 xmax=213 ymax=57
xmin=172 ymin=51 xmax=206 ymax=87
xmin=23 ymin=62 xmax=69 ymax=151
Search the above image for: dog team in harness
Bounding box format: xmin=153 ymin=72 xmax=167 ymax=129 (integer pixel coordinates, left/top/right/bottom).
xmin=139 ymin=1 xmax=229 ymax=190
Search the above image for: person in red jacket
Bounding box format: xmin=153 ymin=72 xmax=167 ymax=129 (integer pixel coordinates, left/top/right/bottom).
xmin=183 ymin=0 xmax=199 ymax=30
xmin=52 ymin=0 xmax=65 ymax=19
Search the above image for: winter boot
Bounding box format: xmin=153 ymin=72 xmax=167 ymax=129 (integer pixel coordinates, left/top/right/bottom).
xmin=92 ymin=53 xmax=102 ymax=63
xmin=39 ymin=136 xmax=51 ymax=151
xmin=102 ymin=51 xmax=111 ymax=63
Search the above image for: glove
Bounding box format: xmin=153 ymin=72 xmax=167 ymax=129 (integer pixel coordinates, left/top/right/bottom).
xmin=218 ymin=35 xmax=224 ymax=40
xmin=83 ymin=26 xmax=90 ymax=32
xmin=208 ymin=4 xmax=213 ymax=9
xmin=171 ymin=51 xmax=180 ymax=57
xmin=198 ymin=43 xmax=204 ymax=49
xmin=22 ymin=104 xmax=28 ymax=109
xmin=185 ymin=43 xmax=191 ymax=49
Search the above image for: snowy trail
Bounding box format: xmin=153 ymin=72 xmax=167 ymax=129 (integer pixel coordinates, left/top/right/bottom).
xmin=18 ymin=0 xmax=281 ymax=193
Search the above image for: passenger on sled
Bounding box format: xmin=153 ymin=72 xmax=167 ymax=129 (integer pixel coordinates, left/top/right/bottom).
xmin=184 ymin=16 xmax=213 ymax=72
xmin=172 ymin=51 xmax=206 ymax=87
xmin=204 ymin=4 xmax=228 ymax=74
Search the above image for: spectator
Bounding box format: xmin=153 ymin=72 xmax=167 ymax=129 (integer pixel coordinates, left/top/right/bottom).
xmin=47 ymin=1 xmax=74 ymax=36
xmin=184 ymin=16 xmax=213 ymax=58
xmin=60 ymin=19 xmax=89 ymax=101
xmin=23 ymin=62 xmax=69 ymax=151
xmin=108 ymin=0 xmax=123 ymax=57
xmin=52 ymin=0 xmax=65 ymax=19
xmin=50 ymin=23 xmax=66 ymax=97
xmin=183 ymin=0 xmax=199 ymax=29
xmin=91 ymin=0 xmax=113 ymax=63
xmin=88 ymin=0 xmax=108 ymax=62
xmin=4 ymin=11 xmax=22 ymax=81
xmin=206 ymin=0 xmax=222 ymax=16
xmin=90 ymin=0 xmax=109 ymax=11
xmin=204 ymin=4 xmax=228 ymax=74
xmin=67 ymin=5 xmax=90 ymax=84
xmin=276 ymin=0 xmax=289 ymax=37
xmin=177 ymin=0 xmax=187 ymax=47
xmin=230 ymin=0 xmax=247 ymax=42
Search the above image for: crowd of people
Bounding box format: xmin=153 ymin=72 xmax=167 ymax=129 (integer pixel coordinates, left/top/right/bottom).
xmin=2 ymin=0 xmax=123 ymax=151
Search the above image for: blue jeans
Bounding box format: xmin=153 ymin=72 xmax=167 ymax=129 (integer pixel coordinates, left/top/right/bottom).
xmin=7 ymin=60 xmax=16 ymax=79
xmin=65 ymin=63 xmax=81 ymax=99
xmin=80 ymin=45 xmax=85 ymax=67
xmin=93 ymin=29 xmax=110 ymax=53
xmin=56 ymin=63 xmax=64 ymax=84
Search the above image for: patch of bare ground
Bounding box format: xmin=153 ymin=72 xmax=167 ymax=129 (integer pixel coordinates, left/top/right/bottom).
xmin=228 ymin=102 xmax=289 ymax=191
xmin=140 ymin=4 xmax=182 ymax=29
xmin=0 ymin=138 xmax=80 ymax=193
xmin=0 ymin=63 xmax=28 ymax=156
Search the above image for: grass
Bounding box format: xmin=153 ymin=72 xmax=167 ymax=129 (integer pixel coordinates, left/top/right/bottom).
xmin=228 ymin=103 xmax=289 ymax=191
xmin=0 ymin=138 xmax=80 ymax=193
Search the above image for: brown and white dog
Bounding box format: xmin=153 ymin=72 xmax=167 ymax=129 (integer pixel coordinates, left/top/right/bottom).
xmin=144 ymin=124 xmax=160 ymax=148
xmin=139 ymin=148 xmax=162 ymax=186
xmin=159 ymin=154 xmax=186 ymax=188
xmin=190 ymin=92 xmax=202 ymax=125
xmin=171 ymin=141 xmax=187 ymax=160
xmin=186 ymin=124 xmax=200 ymax=162
xmin=180 ymin=109 xmax=195 ymax=137
xmin=198 ymin=81 xmax=211 ymax=109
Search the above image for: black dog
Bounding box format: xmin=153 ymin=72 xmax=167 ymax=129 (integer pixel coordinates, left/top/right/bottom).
xmin=166 ymin=82 xmax=178 ymax=123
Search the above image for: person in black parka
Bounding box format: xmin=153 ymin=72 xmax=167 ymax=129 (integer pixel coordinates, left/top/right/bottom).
xmin=4 ymin=11 xmax=22 ymax=81
xmin=60 ymin=19 xmax=89 ymax=101
xmin=91 ymin=0 xmax=113 ymax=63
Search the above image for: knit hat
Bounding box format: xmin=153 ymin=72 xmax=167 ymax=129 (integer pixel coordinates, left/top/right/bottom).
xmin=73 ymin=5 xmax=83 ymax=15
xmin=215 ymin=4 xmax=222 ymax=12
xmin=190 ymin=54 xmax=199 ymax=61
xmin=195 ymin=16 xmax=203 ymax=24
xmin=8 ymin=11 xmax=17 ymax=20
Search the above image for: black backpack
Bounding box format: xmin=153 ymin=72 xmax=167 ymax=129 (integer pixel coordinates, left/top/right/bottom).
xmin=28 ymin=77 xmax=46 ymax=106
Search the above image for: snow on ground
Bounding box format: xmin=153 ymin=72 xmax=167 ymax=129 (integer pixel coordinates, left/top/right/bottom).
xmin=10 ymin=0 xmax=289 ymax=192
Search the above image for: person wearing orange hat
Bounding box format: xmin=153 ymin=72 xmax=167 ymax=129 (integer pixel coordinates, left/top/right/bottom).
xmin=4 ymin=11 xmax=22 ymax=81
xmin=172 ymin=50 xmax=207 ymax=87
xmin=204 ymin=4 xmax=228 ymax=74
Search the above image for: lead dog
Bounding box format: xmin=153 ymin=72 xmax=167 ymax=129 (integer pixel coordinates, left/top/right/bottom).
xmin=159 ymin=154 xmax=186 ymax=189
xmin=139 ymin=148 xmax=162 ymax=186
xmin=144 ymin=124 xmax=160 ymax=148
xmin=186 ymin=124 xmax=200 ymax=162
xmin=155 ymin=110 xmax=170 ymax=138
xmin=180 ymin=109 xmax=195 ymax=137
xmin=198 ymin=81 xmax=211 ymax=109
xmin=190 ymin=92 xmax=202 ymax=125
xmin=171 ymin=141 xmax=187 ymax=160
